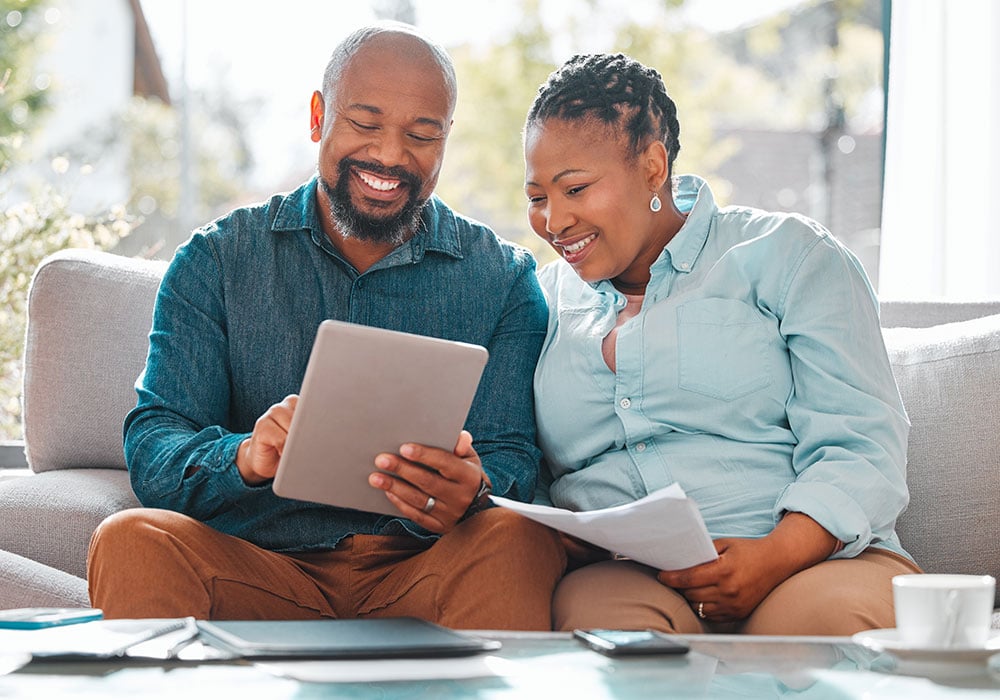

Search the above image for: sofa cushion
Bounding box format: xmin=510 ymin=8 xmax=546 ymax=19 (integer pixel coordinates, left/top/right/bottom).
xmin=0 ymin=469 xmax=139 ymax=579
xmin=883 ymin=314 xmax=1000 ymax=592
xmin=0 ymin=549 xmax=89 ymax=609
xmin=22 ymin=249 xmax=166 ymax=472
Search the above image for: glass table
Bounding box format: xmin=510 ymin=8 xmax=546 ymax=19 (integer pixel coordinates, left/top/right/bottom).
xmin=3 ymin=631 xmax=1000 ymax=698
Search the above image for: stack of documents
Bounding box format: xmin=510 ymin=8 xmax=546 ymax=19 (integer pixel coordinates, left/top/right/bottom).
xmin=0 ymin=618 xmax=212 ymax=662
xmin=491 ymin=483 xmax=717 ymax=570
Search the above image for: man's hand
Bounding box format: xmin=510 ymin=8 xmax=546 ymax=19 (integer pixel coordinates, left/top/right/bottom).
xmin=368 ymin=430 xmax=488 ymax=534
xmin=236 ymin=395 xmax=297 ymax=485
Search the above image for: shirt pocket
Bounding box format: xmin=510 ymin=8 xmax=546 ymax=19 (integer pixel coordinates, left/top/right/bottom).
xmin=677 ymin=298 xmax=772 ymax=401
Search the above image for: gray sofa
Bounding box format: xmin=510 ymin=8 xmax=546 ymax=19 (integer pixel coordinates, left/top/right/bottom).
xmin=1 ymin=248 xmax=999 ymax=610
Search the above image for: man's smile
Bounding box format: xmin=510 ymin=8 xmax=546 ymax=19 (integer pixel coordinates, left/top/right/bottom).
xmin=356 ymin=169 xmax=402 ymax=193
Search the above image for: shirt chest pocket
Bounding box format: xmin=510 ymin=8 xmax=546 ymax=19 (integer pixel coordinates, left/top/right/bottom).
xmin=677 ymin=299 xmax=772 ymax=401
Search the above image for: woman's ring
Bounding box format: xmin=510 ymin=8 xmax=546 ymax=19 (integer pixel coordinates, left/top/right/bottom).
xmin=422 ymin=496 xmax=437 ymax=514
xmin=697 ymin=602 xmax=706 ymax=619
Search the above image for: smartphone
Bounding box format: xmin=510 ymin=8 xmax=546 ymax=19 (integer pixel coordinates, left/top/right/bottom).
xmin=0 ymin=608 xmax=103 ymax=630
xmin=573 ymin=628 xmax=689 ymax=656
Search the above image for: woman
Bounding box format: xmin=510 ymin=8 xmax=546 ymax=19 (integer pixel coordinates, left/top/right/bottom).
xmin=523 ymin=53 xmax=920 ymax=635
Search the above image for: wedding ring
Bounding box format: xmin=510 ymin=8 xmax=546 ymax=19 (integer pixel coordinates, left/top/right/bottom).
xmin=697 ymin=602 xmax=706 ymax=619
xmin=422 ymin=496 xmax=436 ymax=514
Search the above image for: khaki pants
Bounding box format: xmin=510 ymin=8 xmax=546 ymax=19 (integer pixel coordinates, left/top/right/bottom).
xmin=553 ymin=548 xmax=921 ymax=635
xmin=88 ymin=506 xmax=566 ymax=630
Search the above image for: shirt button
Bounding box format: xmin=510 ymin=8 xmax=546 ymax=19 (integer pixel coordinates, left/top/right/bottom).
xmin=635 ymin=442 xmax=646 ymax=452
xmin=619 ymin=398 xmax=631 ymax=409
xmin=680 ymin=262 xmax=690 ymax=270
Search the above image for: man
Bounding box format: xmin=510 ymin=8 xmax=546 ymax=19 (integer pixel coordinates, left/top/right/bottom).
xmin=87 ymin=22 xmax=564 ymax=629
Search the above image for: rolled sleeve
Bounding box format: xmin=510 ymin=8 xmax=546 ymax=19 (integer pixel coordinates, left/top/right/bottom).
xmin=776 ymin=233 xmax=910 ymax=557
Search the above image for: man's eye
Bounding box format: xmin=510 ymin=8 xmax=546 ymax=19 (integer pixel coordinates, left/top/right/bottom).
xmin=350 ymin=120 xmax=378 ymax=131
xmin=408 ymin=133 xmax=440 ymax=143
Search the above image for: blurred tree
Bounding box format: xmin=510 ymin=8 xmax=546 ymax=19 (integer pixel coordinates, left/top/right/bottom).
xmin=372 ymin=0 xmax=415 ymax=24
xmin=437 ymin=0 xmax=882 ymax=260
xmin=107 ymin=88 xmax=256 ymax=257
xmin=0 ymin=0 xmax=137 ymax=440
xmin=0 ymin=0 xmax=49 ymax=172
xmin=438 ymin=0 xmax=556 ymax=260
xmin=436 ymin=0 xmax=740 ymax=260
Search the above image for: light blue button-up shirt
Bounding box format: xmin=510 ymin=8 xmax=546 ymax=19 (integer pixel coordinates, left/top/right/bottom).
xmin=534 ymin=174 xmax=911 ymax=560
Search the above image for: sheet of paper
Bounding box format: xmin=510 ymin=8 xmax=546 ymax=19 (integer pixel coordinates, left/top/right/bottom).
xmin=259 ymin=655 xmax=512 ymax=683
xmin=491 ymin=483 xmax=718 ymax=571
xmin=0 ymin=619 xmax=229 ymax=661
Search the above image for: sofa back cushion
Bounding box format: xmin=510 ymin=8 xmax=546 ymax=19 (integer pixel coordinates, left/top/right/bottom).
xmin=884 ymin=314 xmax=1000 ymax=589
xmin=22 ymin=249 xmax=167 ymax=472
xmin=881 ymin=300 xmax=1000 ymax=329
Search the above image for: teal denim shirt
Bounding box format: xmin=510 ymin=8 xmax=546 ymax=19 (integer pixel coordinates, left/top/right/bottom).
xmin=124 ymin=178 xmax=547 ymax=552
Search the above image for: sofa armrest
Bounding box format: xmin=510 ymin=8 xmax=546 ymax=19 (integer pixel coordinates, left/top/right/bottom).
xmin=884 ymin=314 xmax=1000 ymax=595
xmin=22 ymin=249 xmax=166 ymax=473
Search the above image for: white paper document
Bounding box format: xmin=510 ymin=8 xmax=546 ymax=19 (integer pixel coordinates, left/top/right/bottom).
xmin=260 ymin=655 xmax=512 ymax=683
xmin=491 ymin=483 xmax=718 ymax=571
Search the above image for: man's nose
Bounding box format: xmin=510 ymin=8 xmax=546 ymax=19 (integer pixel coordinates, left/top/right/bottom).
xmin=368 ymin=130 xmax=407 ymax=168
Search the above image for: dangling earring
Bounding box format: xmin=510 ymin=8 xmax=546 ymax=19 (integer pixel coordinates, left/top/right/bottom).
xmin=649 ymin=191 xmax=662 ymax=213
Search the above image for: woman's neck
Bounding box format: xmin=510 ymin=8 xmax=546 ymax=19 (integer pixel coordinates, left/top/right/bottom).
xmin=611 ymin=206 xmax=688 ymax=295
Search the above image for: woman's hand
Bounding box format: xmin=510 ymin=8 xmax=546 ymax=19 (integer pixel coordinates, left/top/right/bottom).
xmin=657 ymin=512 xmax=840 ymax=622
xmin=656 ymin=537 xmax=787 ymax=622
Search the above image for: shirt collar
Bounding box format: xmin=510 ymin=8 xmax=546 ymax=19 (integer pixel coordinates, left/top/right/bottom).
xmin=656 ymin=173 xmax=715 ymax=275
xmin=591 ymin=174 xmax=716 ymax=297
xmin=271 ymin=176 xmax=464 ymax=262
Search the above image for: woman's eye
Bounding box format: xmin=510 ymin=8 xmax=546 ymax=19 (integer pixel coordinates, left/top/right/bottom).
xmin=567 ymin=185 xmax=588 ymax=196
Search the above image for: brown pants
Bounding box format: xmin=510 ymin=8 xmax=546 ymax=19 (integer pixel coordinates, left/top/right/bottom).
xmin=553 ymin=548 xmax=921 ymax=635
xmin=88 ymin=506 xmax=566 ymax=630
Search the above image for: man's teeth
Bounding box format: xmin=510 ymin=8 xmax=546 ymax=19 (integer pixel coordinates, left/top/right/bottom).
xmin=358 ymin=172 xmax=400 ymax=191
xmin=563 ymin=234 xmax=596 ymax=253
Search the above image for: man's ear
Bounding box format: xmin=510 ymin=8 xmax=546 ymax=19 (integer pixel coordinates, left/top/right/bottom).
xmin=643 ymin=140 xmax=670 ymax=192
xmin=310 ymin=91 xmax=324 ymax=143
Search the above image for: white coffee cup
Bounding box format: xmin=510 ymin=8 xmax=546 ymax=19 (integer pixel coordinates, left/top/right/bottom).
xmin=892 ymin=574 xmax=996 ymax=648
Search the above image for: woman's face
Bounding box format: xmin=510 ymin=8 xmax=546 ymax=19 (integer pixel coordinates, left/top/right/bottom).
xmin=524 ymin=118 xmax=665 ymax=288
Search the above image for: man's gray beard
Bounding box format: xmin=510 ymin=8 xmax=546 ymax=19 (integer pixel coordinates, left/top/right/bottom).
xmin=319 ymin=174 xmax=426 ymax=247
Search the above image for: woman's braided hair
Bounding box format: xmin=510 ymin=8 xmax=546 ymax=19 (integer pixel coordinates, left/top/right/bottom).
xmin=526 ymin=53 xmax=680 ymax=173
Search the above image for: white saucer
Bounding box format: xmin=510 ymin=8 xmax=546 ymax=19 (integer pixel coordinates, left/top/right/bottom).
xmin=852 ymin=628 xmax=1000 ymax=663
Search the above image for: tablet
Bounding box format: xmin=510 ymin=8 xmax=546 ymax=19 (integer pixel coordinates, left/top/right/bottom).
xmin=196 ymin=617 xmax=501 ymax=659
xmin=272 ymin=320 xmax=489 ymax=516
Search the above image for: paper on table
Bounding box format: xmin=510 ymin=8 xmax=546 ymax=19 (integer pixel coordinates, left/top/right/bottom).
xmin=259 ymin=655 xmax=512 ymax=683
xmin=0 ymin=618 xmax=230 ymax=661
xmin=491 ymin=483 xmax=718 ymax=571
